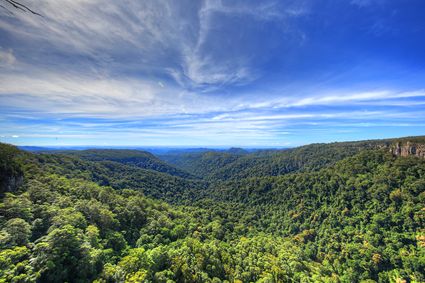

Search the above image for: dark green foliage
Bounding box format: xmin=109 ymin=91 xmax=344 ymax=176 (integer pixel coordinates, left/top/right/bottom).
xmin=160 ymin=141 xmax=377 ymax=181
xmin=160 ymin=150 xmax=242 ymax=179
xmin=0 ymin=143 xmax=24 ymax=195
xmin=0 ymin=138 xmax=424 ymax=282
xmin=161 ymin=136 xmax=425 ymax=182
xmin=193 ymin=150 xmax=425 ymax=281
xmin=59 ymin=149 xmax=195 ymax=179
xmin=24 ymin=152 xmax=207 ymax=204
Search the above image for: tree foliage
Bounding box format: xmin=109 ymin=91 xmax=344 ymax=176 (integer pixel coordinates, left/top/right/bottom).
xmin=0 ymin=139 xmax=424 ymax=282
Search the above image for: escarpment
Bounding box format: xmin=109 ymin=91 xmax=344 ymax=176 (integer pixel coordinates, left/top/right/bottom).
xmin=389 ymin=141 xmax=425 ymax=158
xmin=0 ymin=143 xmax=24 ymax=194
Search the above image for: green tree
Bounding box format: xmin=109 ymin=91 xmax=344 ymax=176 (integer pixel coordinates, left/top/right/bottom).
xmin=32 ymin=224 xmax=97 ymax=282
xmin=1 ymin=218 xmax=31 ymax=246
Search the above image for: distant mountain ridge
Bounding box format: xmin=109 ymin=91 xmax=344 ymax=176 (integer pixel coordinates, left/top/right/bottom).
xmin=54 ymin=149 xmax=196 ymax=179
xmin=160 ymin=136 xmax=425 ymax=180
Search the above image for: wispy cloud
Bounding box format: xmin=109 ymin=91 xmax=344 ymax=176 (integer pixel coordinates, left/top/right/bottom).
xmin=0 ymin=0 xmax=424 ymax=146
xmin=0 ymin=0 xmax=309 ymax=117
xmin=179 ymin=0 xmax=307 ymax=87
xmin=0 ymin=0 xmax=305 ymax=87
xmin=283 ymin=90 xmax=425 ymax=107
xmin=0 ymin=48 xmax=15 ymax=66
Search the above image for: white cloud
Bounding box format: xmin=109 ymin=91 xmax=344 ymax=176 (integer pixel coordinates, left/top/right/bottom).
xmin=0 ymin=0 xmax=303 ymax=88
xmin=272 ymin=90 xmax=425 ymax=108
xmin=0 ymin=69 xmax=245 ymax=118
xmin=0 ymin=1 xmax=424 ymax=146
xmin=178 ymin=0 xmax=307 ymax=87
xmin=0 ymin=49 xmax=16 ymax=66
xmin=1 ymin=63 xmax=424 ymax=120
xmin=0 ymin=0 xmax=312 ymax=125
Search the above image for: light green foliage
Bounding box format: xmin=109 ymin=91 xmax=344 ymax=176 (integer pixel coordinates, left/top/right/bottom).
xmin=0 ymin=246 xmax=33 ymax=282
xmin=1 ymin=218 xmax=31 ymax=246
xmin=0 ymin=139 xmax=424 ymax=282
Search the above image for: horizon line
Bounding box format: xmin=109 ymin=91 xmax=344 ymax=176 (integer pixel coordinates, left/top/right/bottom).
xmin=10 ymin=134 xmax=425 ymax=150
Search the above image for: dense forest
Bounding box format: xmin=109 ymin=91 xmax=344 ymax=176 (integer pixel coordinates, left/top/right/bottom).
xmin=0 ymin=137 xmax=424 ymax=282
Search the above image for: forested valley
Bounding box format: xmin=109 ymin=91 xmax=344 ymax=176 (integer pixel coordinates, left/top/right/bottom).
xmin=0 ymin=137 xmax=424 ymax=282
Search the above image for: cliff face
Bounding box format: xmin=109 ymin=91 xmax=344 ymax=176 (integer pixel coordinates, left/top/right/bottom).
xmin=389 ymin=141 xmax=425 ymax=158
xmin=0 ymin=173 xmax=24 ymax=193
xmin=0 ymin=143 xmax=24 ymax=194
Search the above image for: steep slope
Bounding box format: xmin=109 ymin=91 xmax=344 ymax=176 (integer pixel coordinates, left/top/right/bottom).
xmin=161 ymin=136 xmax=425 ymax=181
xmin=208 ymin=142 xmax=366 ymax=180
xmin=160 ymin=150 xmax=244 ymax=178
xmin=27 ymin=152 xmax=206 ymax=204
xmin=388 ymin=137 xmax=425 ymax=158
xmin=59 ymin=149 xmax=195 ymax=179
xmin=192 ymin=149 xmax=425 ymax=281
xmin=0 ymin=143 xmax=24 ymax=194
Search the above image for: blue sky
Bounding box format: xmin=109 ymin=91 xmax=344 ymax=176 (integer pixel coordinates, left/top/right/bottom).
xmin=0 ymin=0 xmax=425 ymax=147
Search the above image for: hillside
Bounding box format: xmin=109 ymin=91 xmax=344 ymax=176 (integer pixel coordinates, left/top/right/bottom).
xmin=56 ymin=149 xmax=195 ymax=179
xmin=0 ymin=136 xmax=424 ymax=282
xmin=161 ymin=136 xmax=425 ymax=181
xmin=160 ymin=150 xmax=244 ymax=178
xmin=24 ymin=152 xmax=206 ymax=204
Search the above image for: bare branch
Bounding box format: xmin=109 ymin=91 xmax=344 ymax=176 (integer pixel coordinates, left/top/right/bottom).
xmin=2 ymin=0 xmax=43 ymax=17
xmin=0 ymin=3 xmax=15 ymax=15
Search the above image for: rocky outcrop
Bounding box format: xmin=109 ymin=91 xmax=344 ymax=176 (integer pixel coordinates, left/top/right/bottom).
xmin=1 ymin=174 xmax=24 ymax=193
xmin=389 ymin=141 xmax=425 ymax=158
xmin=0 ymin=143 xmax=24 ymax=194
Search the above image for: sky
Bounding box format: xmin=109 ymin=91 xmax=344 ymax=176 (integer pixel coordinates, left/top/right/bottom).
xmin=0 ymin=0 xmax=425 ymax=147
